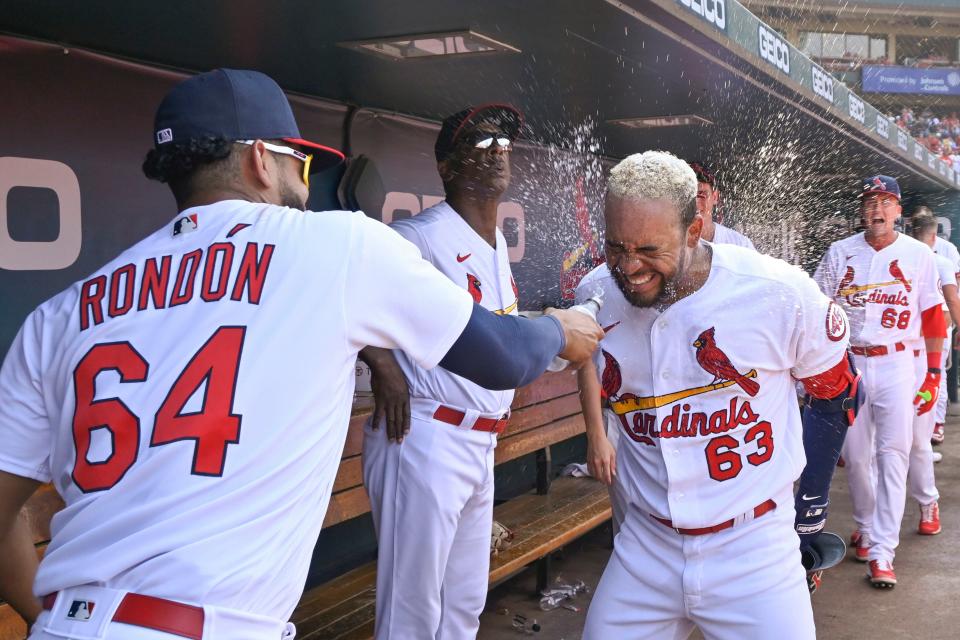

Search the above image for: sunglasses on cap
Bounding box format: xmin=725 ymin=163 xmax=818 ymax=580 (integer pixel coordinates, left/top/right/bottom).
xmin=238 ymin=140 xmax=313 ymax=188
xmin=457 ymin=130 xmax=513 ymax=151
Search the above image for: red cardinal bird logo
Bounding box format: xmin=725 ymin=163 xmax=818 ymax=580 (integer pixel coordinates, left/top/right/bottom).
xmin=837 ymin=266 xmax=856 ymax=296
xmin=601 ymin=350 xmax=622 ymax=400
xmin=889 ymin=260 xmax=911 ymax=292
xmin=693 ymin=327 xmax=760 ymax=397
xmin=467 ymin=274 xmax=482 ymax=303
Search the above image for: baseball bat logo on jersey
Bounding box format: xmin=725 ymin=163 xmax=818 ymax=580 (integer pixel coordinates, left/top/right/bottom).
xmin=835 ymin=261 xmax=911 ymax=307
xmin=606 ymin=328 xmax=766 ymax=450
xmin=610 ymin=328 xmax=760 ymax=415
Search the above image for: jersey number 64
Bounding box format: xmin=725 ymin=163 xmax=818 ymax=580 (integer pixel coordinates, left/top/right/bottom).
xmin=71 ymin=326 xmax=245 ymax=493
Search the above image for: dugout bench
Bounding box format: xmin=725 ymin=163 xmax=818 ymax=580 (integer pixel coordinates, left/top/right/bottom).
xmin=0 ymin=370 xmax=611 ymax=640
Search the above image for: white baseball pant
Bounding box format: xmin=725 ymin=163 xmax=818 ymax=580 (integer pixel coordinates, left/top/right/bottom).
xmin=934 ymin=327 xmax=952 ymax=425
xmin=29 ymin=586 xmax=295 ymax=640
xmin=843 ymin=350 xmax=914 ymax=563
xmin=908 ymin=349 xmax=939 ymax=506
xmin=362 ymin=405 xmax=497 ymax=640
xmin=604 ymin=410 xmax=627 ymax=536
xmin=583 ymin=485 xmax=813 ymax=640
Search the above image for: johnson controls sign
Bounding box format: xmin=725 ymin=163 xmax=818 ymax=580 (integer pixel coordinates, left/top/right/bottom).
xmin=862 ymin=65 xmax=960 ymax=96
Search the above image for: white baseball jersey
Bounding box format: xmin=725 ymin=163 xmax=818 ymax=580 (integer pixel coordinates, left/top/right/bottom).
xmin=934 ymin=235 xmax=960 ymax=280
xmin=0 ymin=200 xmax=473 ymax=619
xmin=576 ymin=245 xmax=848 ymax=529
xmin=934 ymin=253 xmax=957 ymax=311
xmin=814 ymin=232 xmax=943 ymax=347
xmin=906 ymin=252 xmax=955 ymax=351
xmin=711 ymin=222 xmax=755 ymax=250
xmin=390 ymin=201 xmax=519 ymax=416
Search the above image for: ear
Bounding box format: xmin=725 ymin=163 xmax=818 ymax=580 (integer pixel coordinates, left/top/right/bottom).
xmin=686 ymin=213 xmax=704 ymax=247
xmin=437 ymin=159 xmax=455 ymax=183
xmin=241 ymin=140 xmax=275 ymax=191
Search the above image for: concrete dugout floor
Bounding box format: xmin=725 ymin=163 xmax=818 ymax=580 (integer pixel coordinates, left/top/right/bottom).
xmin=479 ymin=413 xmax=960 ymax=639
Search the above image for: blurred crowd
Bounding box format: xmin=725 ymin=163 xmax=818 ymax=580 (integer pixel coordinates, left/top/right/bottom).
xmin=892 ymin=108 xmax=960 ymax=172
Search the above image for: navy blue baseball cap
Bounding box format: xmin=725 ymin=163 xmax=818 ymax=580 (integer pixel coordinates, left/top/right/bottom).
xmin=859 ymin=175 xmax=901 ymax=201
xmin=153 ymin=69 xmax=344 ymax=171
xmin=434 ymin=103 xmax=523 ymax=162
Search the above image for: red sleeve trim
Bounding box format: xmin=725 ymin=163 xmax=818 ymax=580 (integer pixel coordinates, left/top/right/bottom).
xmin=921 ymin=304 xmax=947 ymax=339
xmin=800 ymin=356 xmax=852 ymax=400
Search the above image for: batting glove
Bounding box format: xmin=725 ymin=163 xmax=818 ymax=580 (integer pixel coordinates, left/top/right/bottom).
xmin=795 ymin=494 xmax=828 ymax=550
xmin=914 ymin=371 xmax=941 ymax=416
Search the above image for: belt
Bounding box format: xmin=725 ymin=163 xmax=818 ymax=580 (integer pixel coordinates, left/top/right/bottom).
xmin=433 ymin=405 xmax=508 ymax=434
xmin=914 ymin=349 xmax=921 ymax=357
xmin=651 ymin=499 xmax=777 ymax=535
xmin=850 ymin=342 xmax=905 ymax=357
xmin=43 ymin=592 xmax=204 ymax=640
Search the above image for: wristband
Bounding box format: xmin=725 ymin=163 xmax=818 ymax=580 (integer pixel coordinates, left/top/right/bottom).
xmin=928 ymin=368 xmax=942 ymax=375
xmin=927 ymin=350 xmax=942 ymax=370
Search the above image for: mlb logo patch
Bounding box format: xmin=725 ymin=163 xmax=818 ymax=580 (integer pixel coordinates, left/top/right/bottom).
xmin=173 ymin=213 xmax=199 ymax=236
xmin=67 ymin=599 xmax=95 ymax=621
xmin=156 ymin=128 xmax=173 ymax=144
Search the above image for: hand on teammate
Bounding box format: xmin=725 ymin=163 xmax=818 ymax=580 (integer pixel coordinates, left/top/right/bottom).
xmin=546 ymin=308 xmax=604 ymax=368
xmin=365 ymin=350 xmax=411 ymax=443
xmin=587 ymin=433 xmax=617 ymax=486
xmin=914 ymin=371 xmax=941 ymax=416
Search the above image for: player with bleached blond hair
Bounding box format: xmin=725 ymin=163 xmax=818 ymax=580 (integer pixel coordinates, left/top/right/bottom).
xmin=580 ymin=151 xmax=857 ymax=638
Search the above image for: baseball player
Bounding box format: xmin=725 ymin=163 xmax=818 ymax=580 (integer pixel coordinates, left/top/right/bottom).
xmin=360 ymin=104 xmax=523 ymax=640
xmin=815 ymin=175 xmax=945 ymax=587
xmin=580 ymin=151 xmax=856 ymax=639
xmin=0 ymin=71 xmax=603 ymax=639
xmin=689 ymin=161 xmax=756 ymax=249
xmin=916 ymin=205 xmax=960 ymax=444
xmin=906 ymin=213 xmax=960 ymax=533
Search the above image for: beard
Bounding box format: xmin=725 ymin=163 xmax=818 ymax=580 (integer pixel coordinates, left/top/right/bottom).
xmin=611 ymin=249 xmax=687 ymax=308
xmin=278 ymin=173 xmax=307 ymax=210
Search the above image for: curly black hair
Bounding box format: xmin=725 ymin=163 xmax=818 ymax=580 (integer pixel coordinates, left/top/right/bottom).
xmin=142 ymin=136 xmax=238 ymax=201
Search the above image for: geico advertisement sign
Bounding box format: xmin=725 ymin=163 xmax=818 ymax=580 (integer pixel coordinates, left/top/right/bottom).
xmin=758 ymin=25 xmax=789 ymax=74
xmin=677 ymin=0 xmax=726 ymax=31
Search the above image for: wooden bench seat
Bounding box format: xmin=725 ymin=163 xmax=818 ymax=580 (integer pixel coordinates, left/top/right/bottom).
xmin=290 ymin=476 xmax=611 ymax=640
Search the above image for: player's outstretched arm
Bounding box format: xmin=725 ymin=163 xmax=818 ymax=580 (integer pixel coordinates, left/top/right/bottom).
xmin=359 ymin=347 xmax=411 ymax=443
xmin=794 ymin=355 xmax=861 ymax=550
xmin=0 ymin=470 xmax=42 ymax=627
xmin=438 ymin=304 xmax=603 ymax=391
xmin=578 ymin=360 xmax=615 ymax=485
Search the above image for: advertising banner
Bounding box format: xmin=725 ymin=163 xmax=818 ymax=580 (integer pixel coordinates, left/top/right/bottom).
xmin=0 ymin=36 xmax=608 ymax=355
xmin=862 ymin=65 xmax=960 ymax=96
